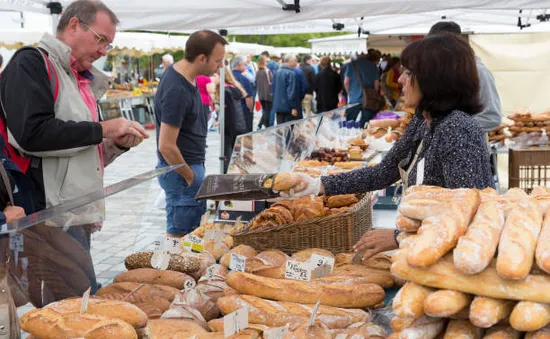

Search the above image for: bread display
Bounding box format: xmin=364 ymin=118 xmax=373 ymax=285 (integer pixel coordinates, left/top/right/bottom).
xmin=331 ymin=264 xmax=394 ymax=288
xmin=226 ymin=271 xmax=385 ymax=308
xmin=124 ymin=252 xmax=200 ymax=273
xmin=248 ymin=194 xmax=359 ymax=231
xmin=389 ymin=185 xmax=550 ymax=337
xmin=20 ymin=308 xmax=138 ymax=339
xmin=507 ymin=109 xmax=550 ymax=139
xmin=309 ymin=148 xmax=349 ymax=164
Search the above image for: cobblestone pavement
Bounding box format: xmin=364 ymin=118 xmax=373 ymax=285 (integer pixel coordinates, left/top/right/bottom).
xmin=92 ymin=128 xmax=222 ymax=286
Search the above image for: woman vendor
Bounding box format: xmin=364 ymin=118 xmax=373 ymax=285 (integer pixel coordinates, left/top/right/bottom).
xmin=278 ymin=33 xmax=494 ymax=261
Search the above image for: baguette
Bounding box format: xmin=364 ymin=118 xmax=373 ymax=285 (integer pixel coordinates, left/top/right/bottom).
xmin=527 ymin=325 xmax=550 ymax=339
xmin=20 ymin=308 xmax=137 ymax=339
xmin=392 ymin=249 xmax=550 ymax=304
xmin=536 ymin=209 xmax=550 ymax=274
xmin=469 ymin=297 xmax=516 ymax=328
xmin=443 ymin=320 xmax=483 ymax=339
xmin=96 ymin=282 xmax=180 ymax=302
xmin=482 ymin=326 xmax=520 ymax=339
xmin=424 ymin=290 xmax=472 ymax=317
xmin=97 ymin=293 xmax=171 ymax=315
xmin=392 ymin=282 xmax=434 ymax=319
xmin=114 ymin=268 xmax=195 ymax=290
xmin=497 ymin=197 xmax=543 ymax=280
xmin=217 ymin=294 xmax=369 ymax=329
xmin=363 ymin=252 xmax=393 ymax=270
xmin=396 ymin=214 xmax=422 ymax=232
xmin=398 ymin=198 xmax=448 ymax=220
xmin=408 ymin=204 xmax=470 ymax=268
xmin=226 ymin=271 xmax=384 ymax=308
xmin=510 ymin=301 xmax=550 ymax=331
xmin=454 ymin=200 xmax=506 ymax=274
xmin=398 ymin=316 xmax=446 ymax=339
xmin=45 ymin=297 xmax=148 ymax=329
xmin=331 ymin=264 xmax=394 ymax=288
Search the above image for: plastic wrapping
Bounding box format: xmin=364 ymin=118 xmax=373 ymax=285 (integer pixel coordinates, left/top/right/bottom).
xmin=510 ymin=129 xmax=549 ymax=149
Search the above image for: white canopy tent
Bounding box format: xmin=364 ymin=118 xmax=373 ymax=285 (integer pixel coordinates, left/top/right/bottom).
xmin=310 ymin=34 xmax=367 ymax=55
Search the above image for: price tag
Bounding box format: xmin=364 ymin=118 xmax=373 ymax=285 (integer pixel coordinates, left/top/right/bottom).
xmin=263 ymin=326 xmax=287 ymax=339
xmin=150 ymin=252 xmax=170 ymax=270
xmin=206 ymin=265 xmax=217 ymax=281
xmin=153 ymin=237 xmax=163 ymax=251
xmin=309 ymin=254 xmax=335 ymax=279
xmin=9 ymin=233 xmax=24 ymax=252
xmin=285 ymin=260 xmax=312 ymax=281
xmin=308 ymin=300 xmax=321 ymax=327
xmin=204 ymin=229 xmax=224 ymax=243
xmin=182 ymin=235 xmax=204 ymax=253
xmin=167 ymin=237 xmax=181 ymax=254
xmin=80 ymin=287 xmax=91 ymax=314
xmin=183 ymin=279 xmax=196 ymax=291
xmin=223 ymin=307 xmax=248 ymax=338
xmin=229 ymin=253 xmax=246 ymax=272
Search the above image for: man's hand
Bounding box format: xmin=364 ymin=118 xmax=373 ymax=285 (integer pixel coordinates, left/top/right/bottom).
xmin=352 ymin=229 xmax=398 ymax=262
xmin=114 ymin=134 xmax=143 ymax=149
xmin=3 ymin=206 xmax=25 ymax=223
xmin=291 ymin=109 xmax=298 ymax=117
xmin=180 ymin=165 xmax=195 ymax=186
xmin=100 ymin=118 xmax=149 ymax=140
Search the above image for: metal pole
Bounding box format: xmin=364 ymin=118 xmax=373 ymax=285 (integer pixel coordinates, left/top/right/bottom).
xmin=219 ymin=65 xmax=226 ymax=174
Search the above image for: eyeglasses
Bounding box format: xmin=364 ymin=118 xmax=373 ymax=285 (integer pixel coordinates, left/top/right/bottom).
xmin=79 ymin=20 xmax=113 ymax=51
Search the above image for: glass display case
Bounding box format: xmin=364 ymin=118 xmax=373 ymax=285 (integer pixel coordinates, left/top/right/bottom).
xmin=226 ymin=104 xmax=358 ymax=175
xmin=0 ymin=166 xmax=178 ymax=311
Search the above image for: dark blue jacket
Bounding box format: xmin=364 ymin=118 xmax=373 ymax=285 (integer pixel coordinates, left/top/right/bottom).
xmin=271 ymin=65 xmax=301 ymax=114
xmin=294 ymin=67 xmax=308 ymax=101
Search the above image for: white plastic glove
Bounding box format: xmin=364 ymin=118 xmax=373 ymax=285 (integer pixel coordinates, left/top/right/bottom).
xmin=278 ymin=172 xmax=322 ymax=199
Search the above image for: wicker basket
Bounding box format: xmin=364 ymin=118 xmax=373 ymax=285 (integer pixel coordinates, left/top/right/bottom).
xmin=232 ymin=193 xmax=373 ymax=254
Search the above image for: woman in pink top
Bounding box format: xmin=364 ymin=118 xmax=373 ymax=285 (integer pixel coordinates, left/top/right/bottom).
xmin=196 ymin=75 xmax=212 ymax=106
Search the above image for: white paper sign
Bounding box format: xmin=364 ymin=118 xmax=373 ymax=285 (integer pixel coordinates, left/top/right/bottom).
xmin=167 ymin=237 xmax=181 ymax=254
xmin=9 ymin=233 xmax=24 ymax=252
xmin=308 ymin=300 xmax=321 ymax=327
xmin=150 ymin=252 xmax=170 ymax=270
xmin=229 ymin=253 xmax=247 ymax=272
xmin=182 ymin=235 xmax=204 ymax=253
xmin=153 ymin=237 xmax=163 ymax=251
xmin=223 ymin=307 xmax=248 ymax=338
xmin=206 ymin=265 xmax=217 ymax=281
xmin=80 ymin=287 xmax=91 ymax=314
xmin=204 ymin=229 xmax=224 ymax=243
xmin=309 ymin=254 xmax=335 ymax=279
xmin=285 ymin=260 xmax=312 ymax=281
xmin=263 ymin=326 xmax=287 ymax=339
xmin=416 ymin=158 xmax=425 ymax=186
xmin=183 ymin=279 xmax=196 ymax=291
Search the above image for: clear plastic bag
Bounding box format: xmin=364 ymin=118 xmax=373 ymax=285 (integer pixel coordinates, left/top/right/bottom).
xmin=510 ymin=129 xmax=549 ymax=149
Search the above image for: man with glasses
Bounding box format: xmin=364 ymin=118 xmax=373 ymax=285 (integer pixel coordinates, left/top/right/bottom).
xmin=0 ymin=0 xmax=147 ymax=268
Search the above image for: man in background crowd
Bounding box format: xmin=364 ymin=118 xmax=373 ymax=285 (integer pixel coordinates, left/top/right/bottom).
xmin=156 ymin=30 xmax=227 ymax=238
xmin=231 ymin=55 xmax=255 ymax=132
xmin=311 ymin=55 xmax=320 ymax=74
xmin=272 ymin=53 xmax=301 ymax=124
xmin=162 ymin=54 xmax=174 ymax=71
xmin=428 ymin=21 xmax=501 ymax=132
xmin=344 ymin=51 xmax=380 ymax=127
xmin=300 ymin=54 xmax=315 ymax=117
xmin=261 ymin=50 xmax=280 ymax=74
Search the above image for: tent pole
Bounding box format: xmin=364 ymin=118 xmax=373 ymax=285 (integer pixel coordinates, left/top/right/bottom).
xmin=219 ymin=64 xmax=226 ymax=174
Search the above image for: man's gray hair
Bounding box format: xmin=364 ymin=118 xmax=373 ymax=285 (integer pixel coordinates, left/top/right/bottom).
xmin=232 ymin=55 xmax=247 ymax=69
xmin=57 ymin=0 xmax=119 ymax=33
xmin=284 ymin=53 xmax=297 ymax=64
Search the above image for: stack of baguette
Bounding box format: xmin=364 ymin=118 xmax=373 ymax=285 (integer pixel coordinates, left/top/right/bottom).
xmin=508 ymin=109 xmax=550 ymax=138
xmin=488 ymin=122 xmax=511 ymax=144
xmin=389 ymin=184 xmax=550 ymax=338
